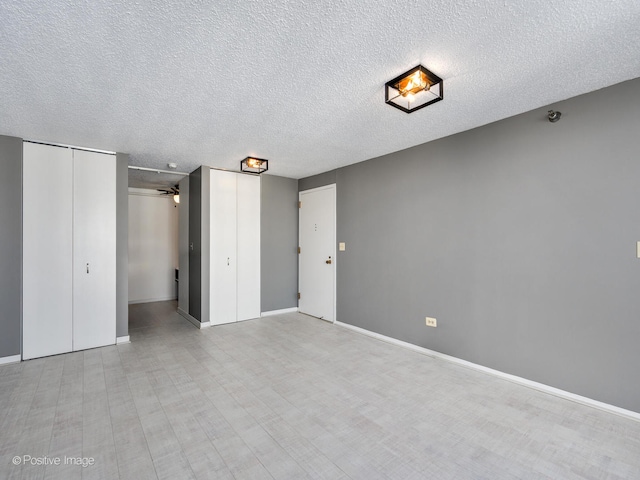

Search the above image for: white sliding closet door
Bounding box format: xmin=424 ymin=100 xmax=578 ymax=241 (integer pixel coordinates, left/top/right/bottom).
xmin=23 ymin=143 xmax=74 ymax=360
xmin=210 ymin=169 xmax=238 ymax=325
xmin=72 ymin=150 xmax=116 ymax=350
xmin=237 ymin=174 xmax=261 ymax=321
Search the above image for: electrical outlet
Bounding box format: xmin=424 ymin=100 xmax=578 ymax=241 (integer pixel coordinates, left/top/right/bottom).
xmin=425 ymin=317 xmax=437 ymax=327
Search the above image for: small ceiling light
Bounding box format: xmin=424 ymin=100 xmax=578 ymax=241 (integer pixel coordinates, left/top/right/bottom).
xmin=240 ymin=157 xmax=268 ymax=174
xmin=547 ymin=110 xmax=561 ymax=123
xmin=385 ymin=65 xmax=443 ymax=113
xmin=173 ymin=194 xmax=180 ymax=204
xmin=167 ymin=163 xmax=178 ymax=169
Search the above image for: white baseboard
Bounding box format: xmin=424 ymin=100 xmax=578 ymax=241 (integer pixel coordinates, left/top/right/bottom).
xmin=335 ymin=321 xmax=640 ymax=423
xmin=261 ymin=307 xmax=299 ymax=317
xmin=0 ymin=354 xmax=21 ymax=366
xmin=128 ymin=296 xmax=177 ymax=305
xmin=178 ymin=308 xmax=211 ymax=329
xmin=116 ymin=336 xmax=130 ymax=344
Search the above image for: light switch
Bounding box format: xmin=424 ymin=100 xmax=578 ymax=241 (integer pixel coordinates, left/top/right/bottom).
xmin=339 ymin=242 xmax=346 ymax=251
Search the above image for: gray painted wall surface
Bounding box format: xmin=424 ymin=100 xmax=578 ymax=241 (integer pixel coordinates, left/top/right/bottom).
xmin=298 ymin=170 xmax=336 ymax=193
xmin=188 ymin=168 xmax=203 ymax=320
xmin=178 ymin=176 xmax=190 ymax=312
xmin=261 ymin=175 xmax=299 ymax=312
xmin=116 ymin=153 xmax=128 ymax=338
xmin=0 ymin=135 xmax=22 ymax=358
xmin=188 ymin=167 xmax=210 ymax=322
xmin=301 ymin=78 xmax=640 ymax=413
xmin=200 ymin=169 xmax=210 ymax=323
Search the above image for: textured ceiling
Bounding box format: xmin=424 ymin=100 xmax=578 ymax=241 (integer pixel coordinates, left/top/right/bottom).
xmin=1 ymin=1 xmax=639 ymax=186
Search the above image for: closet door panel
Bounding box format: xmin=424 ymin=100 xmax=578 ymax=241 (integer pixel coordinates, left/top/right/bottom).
xmin=72 ymin=150 xmax=116 ymax=351
xmin=210 ymin=169 xmax=237 ymax=325
xmin=236 ymin=174 xmax=261 ymax=321
xmin=22 ymin=143 xmax=74 ymax=360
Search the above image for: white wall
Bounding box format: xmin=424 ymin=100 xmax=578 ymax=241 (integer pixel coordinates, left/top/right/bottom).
xmin=128 ymin=188 xmax=178 ymax=304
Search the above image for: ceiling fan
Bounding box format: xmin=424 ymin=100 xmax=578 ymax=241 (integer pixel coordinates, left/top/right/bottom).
xmin=157 ymin=186 xmax=180 ymax=203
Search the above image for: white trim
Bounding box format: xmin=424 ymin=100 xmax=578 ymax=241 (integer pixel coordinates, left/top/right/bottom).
xmin=332 ymin=184 xmax=337 ymax=324
xmin=0 ymin=355 xmax=21 ymax=365
xmin=178 ymin=308 xmax=211 ymax=329
xmin=128 ymin=296 xmax=177 ymax=305
xmin=116 ymin=336 xmax=130 ymax=344
xmin=128 ymin=165 xmax=190 ymax=176
xmin=261 ymin=307 xmax=299 ymax=317
xmin=24 ymin=139 xmax=116 ymax=155
xmin=335 ymin=321 xmax=640 ymax=423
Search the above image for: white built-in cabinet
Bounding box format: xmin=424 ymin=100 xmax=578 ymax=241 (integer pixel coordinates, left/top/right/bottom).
xmin=22 ymin=143 xmax=116 ymax=360
xmin=209 ymin=169 xmax=260 ymax=325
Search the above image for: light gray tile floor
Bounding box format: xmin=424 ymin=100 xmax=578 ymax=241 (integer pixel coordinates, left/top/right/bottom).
xmin=2 ymin=300 xmax=640 ymax=479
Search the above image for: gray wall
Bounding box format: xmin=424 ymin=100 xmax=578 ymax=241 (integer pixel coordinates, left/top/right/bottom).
xmin=188 ymin=168 xmax=202 ymax=320
xmin=116 ymin=153 xmax=129 ymax=338
xmin=178 ymin=176 xmax=190 ymax=312
xmin=261 ymin=174 xmax=299 ymax=312
xmin=298 ymin=170 xmax=336 ymax=193
xmin=301 ymin=78 xmax=640 ymax=413
xmin=188 ymin=167 xmax=210 ymax=322
xmin=0 ymin=135 xmax=22 ymax=358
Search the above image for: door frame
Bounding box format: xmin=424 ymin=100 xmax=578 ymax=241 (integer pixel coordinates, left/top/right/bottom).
xmin=298 ymin=184 xmax=337 ymax=323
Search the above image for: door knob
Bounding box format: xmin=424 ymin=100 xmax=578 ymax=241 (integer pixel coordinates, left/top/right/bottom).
xmin=325 ymin=257 xmax=332 ymax=265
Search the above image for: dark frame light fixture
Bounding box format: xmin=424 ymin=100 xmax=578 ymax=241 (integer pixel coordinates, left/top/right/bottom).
xmin=240 ymin=157 xmax=269 ymax=174
xmin=547 ymin=110 xmax=561 ymax=123
xmin=385 ymin=65 xmax=443 ymax=113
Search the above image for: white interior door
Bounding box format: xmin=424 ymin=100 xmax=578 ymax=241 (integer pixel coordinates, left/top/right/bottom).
xmin=236 ymin=174 xmax=261 ymax=321
xmin=298 ymin=184 xmax=336 ymax=322
xmin=210 ymin=169 xmax=237 ymax=325
xmin=72 ymin=149 xmax=116 ymax=351
xmin=22 ymin=143 xmax=74 ymax=360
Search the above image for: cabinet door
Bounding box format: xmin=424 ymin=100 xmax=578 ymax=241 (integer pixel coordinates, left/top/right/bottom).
xmin=237 ymin=174 xmax=261 ymax=321
xmin=210 ymin=169 xmax=237 ymax=325
xmin=72 ymin=150 xmax=116 ymax=351
xmin=22 ymin=143 xmax=74 ymax=360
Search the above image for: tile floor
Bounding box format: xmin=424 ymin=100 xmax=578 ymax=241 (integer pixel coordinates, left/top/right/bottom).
xmin=1 ymin=301 xmax=640 ymax=479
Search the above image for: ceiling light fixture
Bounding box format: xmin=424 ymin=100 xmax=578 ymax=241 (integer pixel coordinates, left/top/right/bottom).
xmin=385 ymin=65 xmax=443 ymax=113
xmin=547 ymin=110 xmax=561 ymax=123
xmin=240 ymin=157 xmax=268 ymax=174
xmin=157 ymin=185 xmax=180 ymax=203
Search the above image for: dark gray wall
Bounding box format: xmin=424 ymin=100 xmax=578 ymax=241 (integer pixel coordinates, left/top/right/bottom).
xmin=298 ymin=170 xmax=336 ymax=193
xmin=261 ymin=174 xmax=299 ymax=312
xmin=188 ymin=167 xmax=210 ymax=322
xmin=0 ymin=135 xmax=22 ymax=358
xmin=188 ymin=168 xmax=203 ymax=320
xmin=116 ymin=153 xmax=128 ymax=338
xmin=178 ymin=176 xmax=190 ymax=312
xmin=301 ymin=78 xmax=640 ymax=413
